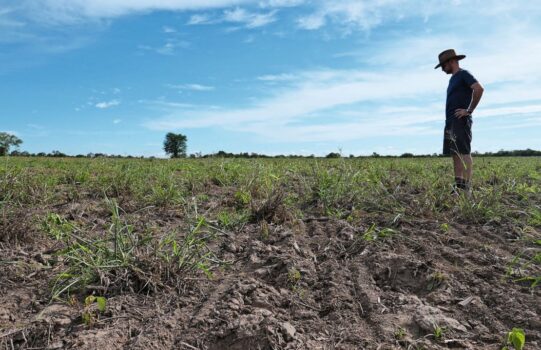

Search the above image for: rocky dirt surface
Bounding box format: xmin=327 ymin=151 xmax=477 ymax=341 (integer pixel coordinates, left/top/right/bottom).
xmin=1 ymin=196 xmax=540 ymax=350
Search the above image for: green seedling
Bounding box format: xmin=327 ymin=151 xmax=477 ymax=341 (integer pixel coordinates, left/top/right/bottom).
xmin=433 ymin=324 xmax=446 ymax=341
xmin=82 ymin=295 xmax=107 ymax=326
xmin=234 ymin=189 xmax=251 ymax=207
xmin=502 ymin=328 xmax=525 ymax=350
xmin=394 ymin=327 xmax=407 ymax=340
xmin=507 ymin=250 xmax=541 ymax=289
xmin=287 ymin=267 xmax=301 ymax=287
xmin=361 ymin=223 xmax=398 ymax=242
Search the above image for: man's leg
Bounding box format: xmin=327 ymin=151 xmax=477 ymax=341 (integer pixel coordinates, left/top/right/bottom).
xmin=452 ymin=153 xmax=472 ymax=191
xmin=452 ymin=154 xmax=465 ymax=191
xmin=462 ymin=154 xmax=473 ymax=191
xmin=452 ymin=154 xmax=464 ymax=178
xmin=463 ymin=154 xmax=473 ymax=183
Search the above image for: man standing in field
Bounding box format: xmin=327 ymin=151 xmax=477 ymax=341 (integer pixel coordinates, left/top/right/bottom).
xmin=435 ymin=49 xmax=484 ymax=194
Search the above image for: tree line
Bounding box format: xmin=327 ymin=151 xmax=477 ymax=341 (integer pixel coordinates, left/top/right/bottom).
xmin=2 ymin=131 xmax=541 ymax=158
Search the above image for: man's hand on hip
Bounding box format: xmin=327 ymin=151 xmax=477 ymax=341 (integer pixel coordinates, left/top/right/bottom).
xmin=454 ymin=108 xmax=470 ymax=118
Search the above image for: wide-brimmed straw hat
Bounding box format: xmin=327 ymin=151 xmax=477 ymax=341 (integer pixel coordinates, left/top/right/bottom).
xmin=434 ymin=49 xmax=466 ymax=69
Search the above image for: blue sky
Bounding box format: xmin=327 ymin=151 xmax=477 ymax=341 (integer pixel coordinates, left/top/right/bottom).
xmin=1 ymin=0 xmax=541 ymax=156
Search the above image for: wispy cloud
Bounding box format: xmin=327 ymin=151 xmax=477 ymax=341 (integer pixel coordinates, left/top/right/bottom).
xmin=139 ymin=99 xmax=197 ymax=109
xmin=259 ymin=0 xmax=305 ymax=8
xmin=95 ymin=99 xmax=120 ymax=109
xmin=187 ymin=7 xmax=278 ymax=28
xmin=144 ymin=66 xmax=444 ymax=140
xmin=144 ymin=16 xmax=541 ymax=144
xmin=223 ymin=7 xmax=277 ymax=28
xmin=166 ymin=83 xmax=215 ymax=91
xmin=138 ymin=39 xmax=190 ymax=55
xmin=162 ymin=25 xmax=177 ymax=33
xmin=296 ymin=0 xmax=541 ymax=34
xmin=257 ymin=73 xmax=297 ymax=82
xmin=297 ymin=0 xmax=413 ymax=32
xmin=296 ymin=13 xmax=325 ymax=30
xmin=187 ymin=13 xmax=213 ymax=25
xmin=19 ymin=0 xmax=258 ymax=24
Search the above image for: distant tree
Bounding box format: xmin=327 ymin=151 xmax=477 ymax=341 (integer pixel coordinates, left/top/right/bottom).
xmin=0 ymin=132 xmax=22 ymax=156
xmin=163 ymin=133 xmax=187 ymax=158
xmin=325 ymin=152 xmax=341 ymax=158
xmin=400 ymin=153 xmax=414 ymax=158
xmin=50 ymin=150 xmax=66 ymax=157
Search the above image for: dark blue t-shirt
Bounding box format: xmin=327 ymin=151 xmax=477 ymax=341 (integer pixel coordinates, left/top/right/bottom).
xmin=446 ymin=69 xmax=478 ymax=120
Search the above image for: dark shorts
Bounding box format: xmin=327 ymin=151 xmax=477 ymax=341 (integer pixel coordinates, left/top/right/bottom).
xmin=443 ymin=116 xmax=472 ymax=155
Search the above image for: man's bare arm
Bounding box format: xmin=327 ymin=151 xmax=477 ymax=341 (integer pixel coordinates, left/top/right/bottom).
xmin=467 ymin=82 xmax=484 ymax=113
xmin=455 ymin=82 xmax=484 ymax=118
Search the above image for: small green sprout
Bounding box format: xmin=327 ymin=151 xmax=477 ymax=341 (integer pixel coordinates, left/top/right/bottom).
xmin=394 ymin=327 xmax=407 ymax=340
xmin=433 ymin=324 xmax=446 ymax=341
xmin=502 ymin=328 xmax=525 ymax=350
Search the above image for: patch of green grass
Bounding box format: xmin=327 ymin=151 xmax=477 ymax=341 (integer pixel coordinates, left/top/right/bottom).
xmin=527 ymin=209 xmax=541 ymax=227
xmin=361 ymin=223 xmax=399 ymax=242
xmin=159 ymin=216 xmax=222 ymax=279
xmin=433 ymin=324 xmax=446 ymax=341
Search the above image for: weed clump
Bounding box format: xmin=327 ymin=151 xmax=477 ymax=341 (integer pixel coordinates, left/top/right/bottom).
xmin=43 ymin=199 xmax=223 ymax=300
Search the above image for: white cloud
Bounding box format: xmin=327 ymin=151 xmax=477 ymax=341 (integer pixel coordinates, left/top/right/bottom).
xmin=21 ymin=0 xmax=258 ymax=23
xmin=138 ymin=39 xmax=190 ymax=55
xmin=223 ymin=7 xmax=277 ymax=28
xmin=12 ymin=0 xmax=307 ymax=27
xmin=95 ymin=99 xmax=120 ymax=109
xmin=296 ymin=0 xmax=409 ymax=32
xmin=144 ymin=66 xmax=445 ymax=138
xmin=139 ymin=99 xmax=198 ymax=109
xmin=187 ymin=13 xmax=213 ymax=25
xmin=167 ymin=83 xmax=215 ymax=91
xmin=113 ymin=119 xmax=122 ymax=124
xmin=144 ymin=20 xmax=541 ymax=144
xmin=296 ymin=13 xmax=325 ymax=30
xmin=187 ymin=7 xmax=279 ymax=28
xmin=257 ymin=73 xmax=297 ymax=82
xmin=259 ymin=0 xmax=304 ymax=8
xmin=162 ymin=25 xmax=177 ymax=33
xmin=296 ymin=0 xmax=541 ymax=33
